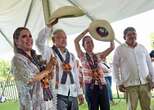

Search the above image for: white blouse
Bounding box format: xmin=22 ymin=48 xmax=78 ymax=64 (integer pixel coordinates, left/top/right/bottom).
xmin=11 ymin=53 xmax=46 ymax=110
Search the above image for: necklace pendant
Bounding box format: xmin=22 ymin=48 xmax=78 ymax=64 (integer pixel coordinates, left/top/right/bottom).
xmin=62 ymin=63 xmax=72 ymax=73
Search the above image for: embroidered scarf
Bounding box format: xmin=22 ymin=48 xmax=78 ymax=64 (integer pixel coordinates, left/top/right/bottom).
xmin=52 ymin=45 xmax=74 ymax=84
xmin=86 ymin=52 xmax=98 ymax=70
xmin=16 ymin=48 xmax=45 ymax=71
xmin=16 ymin=48 xmax=53 ymax=101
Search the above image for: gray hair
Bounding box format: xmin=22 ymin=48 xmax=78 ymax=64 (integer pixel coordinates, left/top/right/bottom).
xmin=53 ymin=29 xmax=64 ymax=36
xmin=51 ymin=29 xmax=65 ymax=43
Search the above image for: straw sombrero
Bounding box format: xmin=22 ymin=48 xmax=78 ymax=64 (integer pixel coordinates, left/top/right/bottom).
xmin=48 ymin=6 xmax=85 ymax=24
xmin=89 ymin=20 xmax=115 ymax=41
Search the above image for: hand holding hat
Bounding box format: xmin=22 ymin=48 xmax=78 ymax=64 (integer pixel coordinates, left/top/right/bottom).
xmin=48 ymin=6 xmax=85 ymax=25
xmin=47 ymin=18 xmax=59 ymax=28
xmin=88 ymin=19 xmax=115 ymax=42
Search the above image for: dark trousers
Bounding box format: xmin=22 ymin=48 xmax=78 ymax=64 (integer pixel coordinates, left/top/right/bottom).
xmin=85 ymin=84 xmax=110 ymax=110
xmin=57 ymin=94 xmax=78 ymax=110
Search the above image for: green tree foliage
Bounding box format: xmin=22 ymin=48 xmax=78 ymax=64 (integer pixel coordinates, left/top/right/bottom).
xmin=149 ymin=32 xmax=154 ymax=49
xmin=0 ymin=60 xmax=10 ymax=80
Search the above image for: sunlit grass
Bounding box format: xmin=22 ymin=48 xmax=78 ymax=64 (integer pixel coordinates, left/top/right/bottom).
xmin=1 ymin=99 xmax=154 ymax=110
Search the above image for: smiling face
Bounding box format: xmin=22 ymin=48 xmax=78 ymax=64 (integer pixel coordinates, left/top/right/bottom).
xmin=15 ymin=29 xmax=33 ymax=52
xmin=124 ymin=31 xmax=137 ymax=47
xmin=82 ymin=36 xmax=94 ymax=53
xmin=53 ymin=30 xmax=67 ymax=48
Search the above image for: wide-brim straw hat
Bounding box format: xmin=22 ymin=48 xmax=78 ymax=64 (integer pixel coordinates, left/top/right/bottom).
xmin=48 ymin=6 xmax=85 ymax=24
xmin=89 ymin=19 xmax=115 ymax=41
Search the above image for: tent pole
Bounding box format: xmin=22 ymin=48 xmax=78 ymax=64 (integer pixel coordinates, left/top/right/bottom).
xmin=24 ymin=0 xmax=34 ymax=27
xmin=67 ymin=0 xmax=95 ymax=21
xmin=0 ymin=29 xmax=13 ymax=48
xmin=42 ymin=0 xmax=52 ymax=24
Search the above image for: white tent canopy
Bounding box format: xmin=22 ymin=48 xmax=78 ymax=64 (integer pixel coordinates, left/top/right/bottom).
xmin=0 ymin=0 xmax=154 ymax=60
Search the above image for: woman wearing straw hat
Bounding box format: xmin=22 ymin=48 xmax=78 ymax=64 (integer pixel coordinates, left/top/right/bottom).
xmin=74 ymin=24 xmax=115 ymax=110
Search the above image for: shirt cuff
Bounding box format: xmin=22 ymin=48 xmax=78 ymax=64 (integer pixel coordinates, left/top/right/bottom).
xmin=45 ymin=25 xmax=53 ymax=33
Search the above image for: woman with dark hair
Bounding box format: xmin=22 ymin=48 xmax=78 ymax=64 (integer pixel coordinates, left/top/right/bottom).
xmin=11 ymin=27 xmax=56 ymax=110
xmin=74 ymin=28 xmax=114 ymax=110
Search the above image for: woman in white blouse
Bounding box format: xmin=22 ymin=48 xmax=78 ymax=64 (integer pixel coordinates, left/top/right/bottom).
xmin=11 ymin=27 xmax=55 ymax=110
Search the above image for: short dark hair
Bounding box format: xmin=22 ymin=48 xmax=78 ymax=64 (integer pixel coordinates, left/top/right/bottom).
xmin=123 ymin=27 xmax=136 ymax=36
xmin=150 ymin=50 xmax=154 ymax=58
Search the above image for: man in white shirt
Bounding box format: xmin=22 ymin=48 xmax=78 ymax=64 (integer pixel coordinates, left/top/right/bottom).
xmin=113 ymin=27 xmax=154 ymax=110
xmin=36 ymin=19 xmax=84 ymax=110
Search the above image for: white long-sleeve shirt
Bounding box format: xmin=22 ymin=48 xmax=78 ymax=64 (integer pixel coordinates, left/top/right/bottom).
xmin=36 ymin=26 xmax=82 ymax=97
xmin=113 ymin=43 xmax=154 ymax=87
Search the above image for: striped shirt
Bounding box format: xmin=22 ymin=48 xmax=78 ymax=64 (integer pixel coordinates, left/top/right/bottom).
xmin=79 ymin=53 xmax=106 ymax=85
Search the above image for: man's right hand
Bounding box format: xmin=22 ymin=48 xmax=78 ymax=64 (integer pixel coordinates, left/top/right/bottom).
xmin=118 ymin=84 xmax=126 ymax=92
xmin=47 ymin=18 xmax=58 ymax=28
